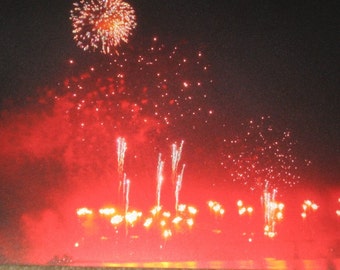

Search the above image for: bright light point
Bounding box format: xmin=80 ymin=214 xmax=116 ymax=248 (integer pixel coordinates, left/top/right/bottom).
xmin=336 ymin=210 xmax=340 ymax=217
xmin=219 ymin=209 xmax=225 ymax=215
xmin=278 ymin=203 xmax=284 ymax=211
xmin=183 ymin=82 xmax=189 ymax=88
xmin=237 ymin=200 xmax=243 ymax=207
xmin=301 ymin=212 xmax=307 ymax=219
xmin=247 ymin=207 xmax=253 ymax=214
xmin=69 ymin=59 xmax=74 ymax=64
xmin=74 ymin=242 xmax=79 ymax=247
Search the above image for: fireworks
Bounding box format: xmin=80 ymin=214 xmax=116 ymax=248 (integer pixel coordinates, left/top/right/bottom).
xmin=70 ymin=0 xmax=137 ymax=54
xmin=221 ymin=116 xmax=308 ymax=191
xmin=33 ymin=37 xmax=212 ymax=186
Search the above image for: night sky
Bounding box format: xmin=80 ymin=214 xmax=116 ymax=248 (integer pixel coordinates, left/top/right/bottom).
xmin=0 ymin=0 xmax=339 ymax=264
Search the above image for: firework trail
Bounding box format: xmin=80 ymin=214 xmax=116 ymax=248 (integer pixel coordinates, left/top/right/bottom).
xmin=70 ymin=0 xmax=137 ymax=54
xmin=171 ymin=140 xmax=184 ymax=186
xmin=117 ymin=137 xmax=127 ymax=198
xmin=156 ymin=153 xmax=165 ymax=208
xmin=175 ymin=164 xmax=185 ymax=211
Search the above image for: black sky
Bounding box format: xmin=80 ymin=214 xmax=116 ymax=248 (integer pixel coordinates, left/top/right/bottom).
xmin=0 ymin=0 xmax=339 ymax=185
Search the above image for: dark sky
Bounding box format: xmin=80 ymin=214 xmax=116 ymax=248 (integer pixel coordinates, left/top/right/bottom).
xmin=0 ymin=0 xmax=339 ymax=264
xmin=1 ymin=0 xmax=338 ymax=183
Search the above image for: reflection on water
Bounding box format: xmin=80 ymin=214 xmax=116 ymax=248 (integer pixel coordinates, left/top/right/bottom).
xmin=100 ymin=259 xmax=340 ymax=269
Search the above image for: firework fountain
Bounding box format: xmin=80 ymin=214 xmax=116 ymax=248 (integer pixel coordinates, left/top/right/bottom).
xmin=156 ymin=153 xmax=165 ymax=209
xmin=175 ymin=164 xmax=186 ymax=211
xmin=117 ymin=137 xmax=127 ymax=202
xmin=171 ymin=140 xmax=184 ymax=187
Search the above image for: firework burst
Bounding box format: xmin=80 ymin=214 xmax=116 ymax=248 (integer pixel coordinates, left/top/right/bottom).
xmin=70 ymin=0 xmax=137 ymax=54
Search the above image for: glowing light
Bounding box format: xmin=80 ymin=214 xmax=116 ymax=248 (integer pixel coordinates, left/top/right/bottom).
xmin=70 ymin=0 xmax=137 ymax=54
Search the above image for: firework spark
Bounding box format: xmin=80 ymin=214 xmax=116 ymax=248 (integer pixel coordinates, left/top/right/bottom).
xmin=70 ymin=0 xmax=137 ymax=54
